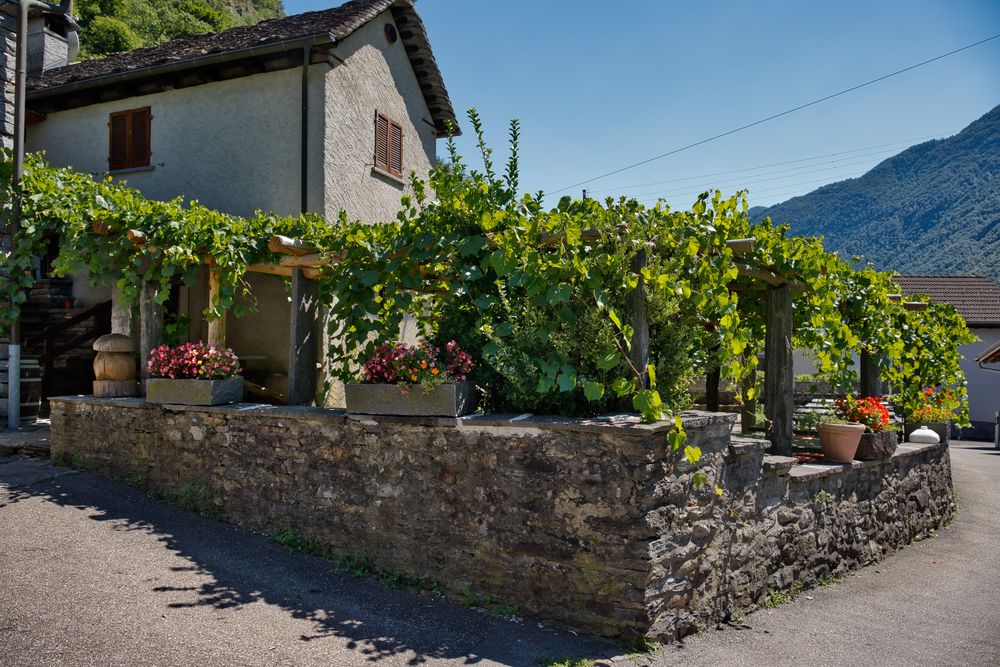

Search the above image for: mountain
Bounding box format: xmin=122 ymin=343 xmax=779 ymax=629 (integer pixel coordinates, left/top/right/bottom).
xmin=753 ymin=105 xmax=1000 ymax=283
xmin=75 ymin=0 xmax=285 ymax=58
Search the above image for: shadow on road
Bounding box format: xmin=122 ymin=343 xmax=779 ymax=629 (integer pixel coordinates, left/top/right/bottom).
xmin=1 ymin=461 xmax=613 ymax=666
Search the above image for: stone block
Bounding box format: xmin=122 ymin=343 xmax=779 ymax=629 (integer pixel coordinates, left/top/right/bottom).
xmin=145 ymin=378 xmax=244 ymax=406
xmin=345 ymin=381 xmax=476 ymax=417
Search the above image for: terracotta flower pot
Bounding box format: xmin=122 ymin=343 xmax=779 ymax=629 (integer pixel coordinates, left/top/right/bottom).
xmin=818 ymin=422 xmax=865 ymax=463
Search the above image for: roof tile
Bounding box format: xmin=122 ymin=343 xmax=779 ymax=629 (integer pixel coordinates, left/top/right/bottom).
xmin=893 ymin=275 xmax=1000 ymax=327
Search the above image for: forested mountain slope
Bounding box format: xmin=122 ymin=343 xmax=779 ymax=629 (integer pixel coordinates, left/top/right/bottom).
xmin=75 ymin=0 xmax=285 ymax=58
xmin=753 ymin=105 xmax=1000 ymax=282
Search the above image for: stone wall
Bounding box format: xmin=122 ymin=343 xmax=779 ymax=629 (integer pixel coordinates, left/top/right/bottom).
xmin=49 ymin=397 xmax=954 ymax=641
xmin=1 ymin=8 xmax=14 ymax=151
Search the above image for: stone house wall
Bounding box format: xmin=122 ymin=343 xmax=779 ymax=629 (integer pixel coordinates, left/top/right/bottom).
xmin=1 ymin=9 xmax=12 ymax=151
xmin=49 ymin=397 xmax=954 ymax=641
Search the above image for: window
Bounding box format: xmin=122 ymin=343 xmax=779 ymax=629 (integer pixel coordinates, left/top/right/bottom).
xmin=374 ymin=111 xmax=403 ymax=178
xmin=108 ymin=107 xmax=151 ymax=171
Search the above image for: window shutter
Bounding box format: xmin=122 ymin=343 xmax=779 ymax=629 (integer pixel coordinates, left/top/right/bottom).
xmin=109 ymin=111 xmax=129 ymax=170
xmin=108 ymin=107 xmax=151 ymax=170
xmin=388 ymin=121 xmax=403 ymax=177
xmin=130 ymin=107 xmax=151 ymax=167
xmin=374 ymin=113 xmax=389 ymax=171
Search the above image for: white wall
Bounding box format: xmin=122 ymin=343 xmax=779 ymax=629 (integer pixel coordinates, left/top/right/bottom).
xmin=961 ymin=329 xmax=1000 ymax=425
xmin=322 ymin=9 xmax=438 ymax=224
xmin=27 ymin=66 xmax=323 ymax=218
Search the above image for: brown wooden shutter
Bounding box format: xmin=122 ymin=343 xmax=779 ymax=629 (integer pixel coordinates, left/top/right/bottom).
xmin=108 ymin=111 xmax=129 ymax=170
xmin=109 ymin=107 xmax=151 ymax=170
xmin=130 ymin=107 xmax=151 ymax=167
xmin=388 ymin=120 xmax=403 ymax=177
xmin=374 ymin=113 xmax=389 ymax=172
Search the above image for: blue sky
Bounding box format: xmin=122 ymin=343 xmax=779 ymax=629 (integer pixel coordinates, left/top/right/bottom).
xmin=287 ymin=0 xmax=1000 ymax=207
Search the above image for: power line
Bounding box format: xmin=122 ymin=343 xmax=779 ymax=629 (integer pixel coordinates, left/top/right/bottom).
xmin=549 ymin=33 xmax=1000 ymax=194
xmin=584 ymin=132 xmax=952 ymax=194
xmin=636 ymin=170 xmax=872 ymax=205
xmin=628 ymin=154 xmax=898 ymax=200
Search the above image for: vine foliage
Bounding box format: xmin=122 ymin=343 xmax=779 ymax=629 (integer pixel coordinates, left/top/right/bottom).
xmin=0 ymin=111 xmax=977 ymax=425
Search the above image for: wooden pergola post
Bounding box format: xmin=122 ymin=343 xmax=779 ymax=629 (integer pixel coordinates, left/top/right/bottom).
xmin=138 ymin=281 xmax=164 ymax=389
xmin=764 ymin=284 xmax=794 ymax=455
xmin=207 ymin=266 xmax=226 ymax=349
xmin=627 ymin=249 xmax=650 ymax=389
xmin=739 ymin=355 xmax=757 ymax=433
xmin=859 ymin=349 xmax=882 ymax=397
xmin=287 ymin=267 xmax=319 ymax=405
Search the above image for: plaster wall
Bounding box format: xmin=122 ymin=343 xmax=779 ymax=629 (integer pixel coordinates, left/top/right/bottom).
xmin=960 ymin=328 xmax=1000 ymax=428
xmin=26 ymin=65 xmax=326 ymax=218
xmin=322 ymin=10 xmax=437 ymax=224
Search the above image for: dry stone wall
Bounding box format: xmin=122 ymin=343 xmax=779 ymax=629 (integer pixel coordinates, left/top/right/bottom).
xmin=49 ymin=397 xmax=954 ymax=641
xmin=1 ymin=9 xmax=13 ymax=151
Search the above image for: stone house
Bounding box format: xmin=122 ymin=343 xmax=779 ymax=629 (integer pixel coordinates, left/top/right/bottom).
xmin=893 ymin=275 xmax=1000 ymax=441
xmin=2 ymin=0 xmax=457 ymax=402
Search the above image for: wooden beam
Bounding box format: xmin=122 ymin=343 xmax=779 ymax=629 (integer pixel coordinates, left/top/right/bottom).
xmin=207 ymin=267 xmax=226 ymax=349
xmin=726 ymin=237 xmax=755 ymax=254
xmin=764 ymin=284 xmax=794 ymax=455
xmin=268 ymin=235 xmax=316 ymax=256
xmin=91 ymin=220 xmax=111 ymax=236
xmin=277 ymin=252 xmax=345 ymax=268
xmin=734 ymin=263 xmax=808 ymax=293
xmin=247 ymin=263 xmax=321 ymax=280
xmin=903 ymin=302 xmax=928 ymax=312
xmin=126 ymin=229 xmax=147 ymax=245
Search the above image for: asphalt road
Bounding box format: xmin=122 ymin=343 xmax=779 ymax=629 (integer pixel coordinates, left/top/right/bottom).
xmin=1 ymin=440 xmax=998 ymax=667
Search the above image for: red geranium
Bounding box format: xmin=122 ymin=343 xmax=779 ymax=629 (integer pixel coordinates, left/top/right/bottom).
xmin=835 ymin=395 xmax=891 ymax=433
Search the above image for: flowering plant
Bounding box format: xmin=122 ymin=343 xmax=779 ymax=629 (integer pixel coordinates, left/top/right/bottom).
xmin=362 ymin=340 xmax=474 ymax=389
xmin=905 ymin=386 xmax=956 ymax=422
xmin=835 ymin=395 xmax=891 ymax=433
xmin=147 ymin=342 xmax=241 ymax=380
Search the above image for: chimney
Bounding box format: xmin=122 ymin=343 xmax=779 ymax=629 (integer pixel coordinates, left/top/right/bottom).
xmin=27 ymin=12 xmax=77 ymax=74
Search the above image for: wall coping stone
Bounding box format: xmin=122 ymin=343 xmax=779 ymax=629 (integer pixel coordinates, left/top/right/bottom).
xmin=48 ymin=395 xmax=737 ymax=437
xmin=786 ymin=441 xmax=942 ymax=482
xmin=729 ymin=436 xmax=771 ymax=457
xmin=762 ymin=455 xmax=799 ymax=474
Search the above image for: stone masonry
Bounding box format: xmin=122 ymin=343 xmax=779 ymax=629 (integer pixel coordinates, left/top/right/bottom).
xmin=49 ymin=397 xmax=954 ymax=641
xmin=1 ymin=5 xmax=14 ymax=151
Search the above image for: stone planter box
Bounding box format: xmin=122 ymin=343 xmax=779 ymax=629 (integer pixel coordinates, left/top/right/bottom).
xmin=345 ymin=381 xmax=475 ymax=417
xmin=855 ymin=430 xmax=898 ymax=460
xmin=905 ymin=421 xmax=950 ymax=445
xmin=145 ymin=377 xmax=243 ymax=406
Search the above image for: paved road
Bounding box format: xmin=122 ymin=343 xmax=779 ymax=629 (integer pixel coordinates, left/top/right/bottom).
xmin=1 ymin=441 xmax=998 ymax=666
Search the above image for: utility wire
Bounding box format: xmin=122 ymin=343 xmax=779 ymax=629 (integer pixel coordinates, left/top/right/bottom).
xmin=629 ymin=154 xmax=901 ymax=200
xmin=549 ymin=33 xmax=1000 ymax=194
xmin=584 ymin=132 xmax=952 ymax=194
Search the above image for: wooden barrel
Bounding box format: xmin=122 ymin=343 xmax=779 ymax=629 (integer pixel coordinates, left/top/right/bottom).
xmin=0 ymin=358 xmax=43 ymax=424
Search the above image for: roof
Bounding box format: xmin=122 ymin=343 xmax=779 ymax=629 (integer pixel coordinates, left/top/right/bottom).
xmin=893 ymin=275 xmax=1000 ymax=327
xmin=25 ymin=0 xmax=458 ymax=136
xmin=976 ymin=338 xmax=1000 ymax=365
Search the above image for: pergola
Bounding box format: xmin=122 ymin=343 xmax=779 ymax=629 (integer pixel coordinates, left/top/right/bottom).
xmin=90 ymin=220 xmax=925 ymax=455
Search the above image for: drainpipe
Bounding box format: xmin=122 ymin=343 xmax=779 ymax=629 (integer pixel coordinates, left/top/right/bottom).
xmin=300 ymin=39 xmax=314 ymax=215
xmin=8 ymin=0 xmax=76 ymax=430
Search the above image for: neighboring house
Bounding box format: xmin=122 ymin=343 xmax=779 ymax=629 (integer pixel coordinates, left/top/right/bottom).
xmin=894 ymin=275 xmax=1000 ymax=441
xmin=9 ymin=0 xmax=457 ymax=402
